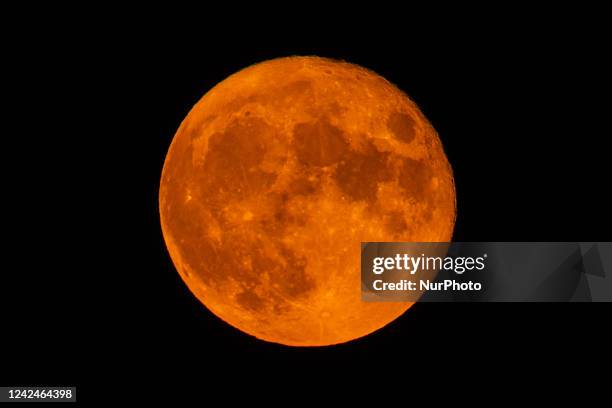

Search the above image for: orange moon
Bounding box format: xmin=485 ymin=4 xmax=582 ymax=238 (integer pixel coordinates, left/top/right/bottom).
xmin=159 ymin=56 xmax=456 ymax=346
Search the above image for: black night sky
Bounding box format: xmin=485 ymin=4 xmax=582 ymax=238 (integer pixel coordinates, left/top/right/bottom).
xmin=2 ymin=10 xmax=610 ymax=401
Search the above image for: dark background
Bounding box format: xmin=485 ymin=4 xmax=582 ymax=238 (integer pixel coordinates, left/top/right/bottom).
xmin=2 ymin=11 xmax=610 ymax=399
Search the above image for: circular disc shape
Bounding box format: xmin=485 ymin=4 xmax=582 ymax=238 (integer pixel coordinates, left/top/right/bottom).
xmin=160 ymin=57 xmax=456 ymax=346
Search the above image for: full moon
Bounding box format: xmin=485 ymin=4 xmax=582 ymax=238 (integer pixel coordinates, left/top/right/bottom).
xmin=159 ymin=56 xmax=456 ymax=346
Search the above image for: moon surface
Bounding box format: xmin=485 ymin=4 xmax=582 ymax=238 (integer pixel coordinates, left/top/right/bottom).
xmin=159 ymin=56 xmax=456 ymax=346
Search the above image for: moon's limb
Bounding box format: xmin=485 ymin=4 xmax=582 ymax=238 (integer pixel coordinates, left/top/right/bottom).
xmin=159 ymin=56 xmax=456 ymax=346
